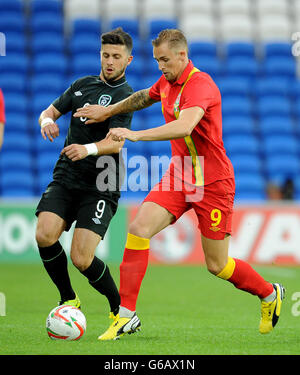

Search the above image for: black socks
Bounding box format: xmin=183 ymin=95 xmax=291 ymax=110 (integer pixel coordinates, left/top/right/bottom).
xmin=81 ymin=256 xmax=120 ymax=315
xmin=38 ymin=241 xmax=75 ymax=303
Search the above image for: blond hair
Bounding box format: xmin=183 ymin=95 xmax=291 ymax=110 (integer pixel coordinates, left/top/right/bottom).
xmin=152 ymin=29 xmax=188 ymax=52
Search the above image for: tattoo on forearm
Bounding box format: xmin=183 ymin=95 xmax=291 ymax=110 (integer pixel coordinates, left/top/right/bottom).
xmin=117 ymin=89 xmax=157 ymax=113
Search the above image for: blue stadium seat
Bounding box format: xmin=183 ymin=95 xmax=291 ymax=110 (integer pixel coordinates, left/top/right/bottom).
xmin=5 ymin=32 xmax=27 ymax=53
xmin=4 ymin=93 xmax=27 ymax=114
xmin=1 ymin=171 xmax=35 ymax=191
xmin=37 ymin=170 xmax=53 ymax=194
xmin=193 ymin=56 xmax=224 ymax=78
xmin=0 ymin=73 xmax=27 ymax=94
xmin=257 ymin=96 xmax=291 ymax=117
xmin=1 ymin=187 xmax=35 ymax=198
xmin=31 ymin=33 xmax=65 ymax=54
xmin=255 ymin=77 xmax=290 ymax=98
xmin=222 ymin=96 xmax=253 ymax=117
xmin=0 ymin=0 xmax=23 ymax=13
xmin=4 ymin=113 xmax=28 ymax=132
xmin=33 ymin=53 xmax=68 ymax=75
xmin=259 ymin=116 xmax=294 ymax=136
xmin=72 ymin=18 xmax=102 ymax=37
xmin=230 ymin=154 xmax=262 ymax=174
xmin=30 ymin=0 xmax=62 ymax=15
xmin=189 ymin=41 xmax=217 ymax=58
xmin=126 ymin=56 xmax=144 ymax=77
xmin=0 ymin=53 xmax=29 ymax=75
xmin=262 ymin=135 xmax=298 ymax=156
xmin=222 ymin=115 xmax=256 ymax=136
xmin=235 ymin=173 xmax=266 ymax=201
xmin=224 ymin=135 xmax=260 ymax=156
xmin=265 ymin=155 xmax=299 ymax=180
xmin=1 ymin=132 xmax=32 ymax=152
xmin=0 ymin=151 xmax=33 ymax=171
xmin=225 ymin=42 xmax=256 ymax=58
xmin=147 ymin=140 xmax=171 ymax=156
xmin=110 ymin=18 xmax=140 ymax=38
xmin=148 ymin=19 xmax=178 ymax=39
xmin=69 ymin=34 xmax=100 ymax=56
xmin=264 ymin=42 xmax=293 ymax=58
xmin=32 ymin=93 xmax=60 ymax=117
xmin=71 ymin=54 xmax=100 ymax=76
xmin=226 ymin=57 xmax=260 ymax=79
xmin=36 ymin=151 xmax=59 ymax=172
xmin=34 ymin=135 xmax=65 ymax=153
xmin=217 ymin=77 xmax=251 ymax=97
xmin=0 ymin=12 xmax=26 ymax=33
xmin=30 ymin=12 xmax=63 ymax=34
xmin=29 ymin=74 xmax=65 ymax=96
xmin=263 ymin=57 xmax=296 ymax=79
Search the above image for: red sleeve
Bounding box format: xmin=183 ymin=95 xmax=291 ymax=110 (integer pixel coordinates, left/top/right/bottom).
xmin=0 ymin=89 xmax=5 ymax=123
xmin=148 ymin=76 xmax=163 ymax=101
xmin=180 ymin=74 xmax=217 ymax=113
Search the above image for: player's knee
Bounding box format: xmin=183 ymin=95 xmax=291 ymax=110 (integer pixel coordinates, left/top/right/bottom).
xmin=206 ymin=261 xmax=226 ymax=276
xmin=70 ymin=249 xmax=91 ymax=272
xmin=128 ymin=220 xmax=151 ymax=239
xmin=35 ymin=226 xmax=58 ymax=248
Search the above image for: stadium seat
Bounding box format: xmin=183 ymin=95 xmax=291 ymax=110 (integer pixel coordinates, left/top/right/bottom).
xmin=29 ymin=74 xmax=66 ymax=96
xmin=1 ymin=171 xmax=35 ymax=190
xmin=224 ymin=42 xmax=256 ymax=58
xmin=147 ymin=140 xmax=171 ymax=156
xmin=126 ymin=56 xmax=144 ymax=77
xmin=192 ymin=56 xmax=224 ymax=78
xmin=180 ymin=14 xmax=216 ymax=41
xmin=219 ymin=14 xmax=254 ymax=41
xmin=36 ymin=152 xmax=59 ymax=172
xmin=263 ymin=57 xmax=296 ymax=79
xmin=219 ymin=0 xmax=252 ymax=16
xmin=222 ymin=115 xmax=256 ymax=136
xmin=0 ymin=151 xmax=33 ymax=171
xmin=65 ymin=0 xmax=101 ymax=19
xmin=110 ymin=18 xmax=140 ymax=38
xmin=31 ymin=33 xmax=65 ymax=54
xmin=148 ymin=19 xmax=178 ymax=39
xmin=33 ymin=53 xmax=68 ymax=75
xmin=179 ymin=0 xmax=214 ymax=17
xmin=254 ymin=77 xmax=290 ymax=98
xmin=256 ymin=0 xmax=290 ymax=17
xmin=226 ymin=57 xmax=260 ymax=79
xmin=32 ymin=93 xmax=61 ymax=117
xmin=69 ymin=34 xmax=100 ymax=56
xmin=34 ymin=135 xmax=65 ymax=153
xmin=224 ymin=134 xmax=260 ymax=156
xmin=265 ymin=155 xmax=299 ymax=180
xmin=0 ymin=54 xmax=29 ymax=75
xmin=230 ymin=154 xmax=262 ymax=174
xmin=217 ymin=77 xmax=251 ymax=97
xmin=1 ymin=132 xmax=32 ymax=153
xmin=30 ymin=0 xmax=63 ymax=15
xmin=143 ymin=0 xmax=177 ymax=19
xmin=221 ymin=96 xmax=253 ymax=117
xmin=1 ymin=187 xmax=36 ymax=198
xmin=0 ymin=74 xmax=27 ymax=94
xmin=257 ymin=15 xmax=291 ymax=41
xmin=263 ymin=42 xmax=293 ymax=58
xmin=3 ymin=113 xmax=28 ymax=132
xmin=4 ymin=93 xmax=27 ymax=114
xmin=0 ymin=12 xmax=26 ymax=33
xmin=71 ymin=54 xmax=100 ymax=76
xmin=189 ymin=41 xmax=218 ymax=59
xmin=259 ymin=116 xmax=294 ymax=136
xmin=71 ymin=18 xmax=102 ymax=37
xmin=257 ymin=96 xmax=291 ymax=117
xmin=30 ymin=12 xmax=64 ymax=35
xmin=0 ymin=0 xmax=23 ymax=14
xmin=5 ymin=32 xmax=27 ymax=53
xmin=235 ymin=173 xmax=266 ymax=200
xmin=106 ymin=0 xmax=138 ymax=19
xmin=262 ymin=135 xmax=298 ymax=156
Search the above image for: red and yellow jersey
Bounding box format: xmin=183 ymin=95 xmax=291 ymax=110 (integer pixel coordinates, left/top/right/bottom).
xmin=149 ymin=60 xmax=234 ymax=186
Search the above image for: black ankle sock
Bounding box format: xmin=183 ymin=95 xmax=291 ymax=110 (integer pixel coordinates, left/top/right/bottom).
xmin=38 ymin=241 xmax=75 ymax=303
xmin=81 ymin=256 xmax=120 ymax=314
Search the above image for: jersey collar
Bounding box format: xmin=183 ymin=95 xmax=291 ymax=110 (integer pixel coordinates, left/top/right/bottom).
xmin=98 ymin=75 xmax=127 ymax=88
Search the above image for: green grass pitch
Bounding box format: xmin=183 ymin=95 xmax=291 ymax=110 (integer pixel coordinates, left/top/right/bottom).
xmin=0 ymin=263 xmax=299 ymax=355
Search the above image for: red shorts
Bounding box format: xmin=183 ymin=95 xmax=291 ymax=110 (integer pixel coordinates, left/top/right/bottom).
xmin=144 ymin=174 xmax=235 ymax=240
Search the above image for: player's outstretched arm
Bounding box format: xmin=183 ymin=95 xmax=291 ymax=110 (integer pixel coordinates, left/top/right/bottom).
xmin=39 ymin=104 xmax=62 ymax=142
xmin=74 ymin=88 xmax=158 ymax=125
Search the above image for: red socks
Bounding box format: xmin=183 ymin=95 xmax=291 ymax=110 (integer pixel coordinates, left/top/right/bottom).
xmin=119 ymin=233 xmax=149 ymax=311
xmin=217 ymin=257 xmax=273 ymax=299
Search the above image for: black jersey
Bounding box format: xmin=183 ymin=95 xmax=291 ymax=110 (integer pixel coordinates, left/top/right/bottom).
xmin=51 ymin=75 xmax=133 ymax=195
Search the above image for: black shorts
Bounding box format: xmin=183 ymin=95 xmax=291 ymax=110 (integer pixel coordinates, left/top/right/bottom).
xmin=35 ymin=181 xmax=119 ymax=238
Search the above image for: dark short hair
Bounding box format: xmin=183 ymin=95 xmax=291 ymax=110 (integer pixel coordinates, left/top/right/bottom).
xmin=101 ymin=27 xmax=133 ymax=54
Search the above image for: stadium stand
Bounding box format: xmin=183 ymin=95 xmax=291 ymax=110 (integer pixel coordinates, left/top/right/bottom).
xmin=0 ymin=0 xmax=299 ymax=201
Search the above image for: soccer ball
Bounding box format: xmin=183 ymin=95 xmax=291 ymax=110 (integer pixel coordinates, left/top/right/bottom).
xmin=46 ymin=305 xmax=86 ymax=341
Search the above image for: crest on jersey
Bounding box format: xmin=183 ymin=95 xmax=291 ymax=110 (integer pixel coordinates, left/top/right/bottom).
xmin=98 ymin=94 xmax=112 ymax=107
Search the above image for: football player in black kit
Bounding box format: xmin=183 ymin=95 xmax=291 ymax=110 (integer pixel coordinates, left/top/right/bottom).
xmin=35 ymin=28 xmax=134 ymax=326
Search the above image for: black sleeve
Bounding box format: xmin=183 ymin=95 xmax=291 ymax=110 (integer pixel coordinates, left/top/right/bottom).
xmin=109 ymin=112 xmax=133 ymax=130
xmin=52 ymin=86 xmax=73 ymax=115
